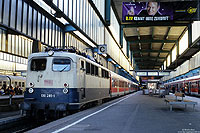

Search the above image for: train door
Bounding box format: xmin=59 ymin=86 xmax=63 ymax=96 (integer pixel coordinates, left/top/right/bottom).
xmin=188 ymin=82 xmax=191 ymax=95
xmin=80 ymin=59 xmax=86 ymax=99
xmin=198 ymin=81 xmax=200 ymax=95
xmin=184 ymin=82 xmax=189 ymax=94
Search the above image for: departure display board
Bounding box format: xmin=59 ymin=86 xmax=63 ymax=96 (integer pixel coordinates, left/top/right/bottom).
xmin=136 ymin=72 xmax=147 ymax=76
xmin=148 ymin=72 xmax=158 ymax=76
xmin=122 ymin=1 xmax=199 ymax=22
xmin=159 ymin=72 xmax=170 ymax=76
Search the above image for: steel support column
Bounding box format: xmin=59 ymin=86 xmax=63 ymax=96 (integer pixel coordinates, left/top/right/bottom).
xmin=188 ymin=23 xmax=192 ymax=47
xmin=127 ymin=41 xmax=130 ymax=58
xmin=105 ymin=0 xmax=111 ymax=26
xmin=120 ymin=25 xmax=124 ymax=48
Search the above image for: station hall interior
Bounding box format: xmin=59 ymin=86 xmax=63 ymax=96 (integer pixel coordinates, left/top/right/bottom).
xmin=0 ymin=0 xmax=200 ymax=85
xmin=0 ymin=0 xmax=200 ymax=132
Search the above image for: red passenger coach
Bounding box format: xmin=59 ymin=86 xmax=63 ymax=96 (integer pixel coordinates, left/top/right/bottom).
xmin=110 ymin=71 xmax=138 ymax=97
xmin=164 ymin=75 xmax=200 ymax=96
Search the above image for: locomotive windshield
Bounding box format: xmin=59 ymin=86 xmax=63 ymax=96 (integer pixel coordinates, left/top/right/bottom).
xmin=31 ymin=59 xmax=47 ymax=71
xmin=52 ymin=59 xmax=71 ymax=72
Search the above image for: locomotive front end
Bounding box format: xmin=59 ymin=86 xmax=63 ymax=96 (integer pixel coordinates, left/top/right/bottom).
xmin=22 ymin=52 xmax=79 ymax=117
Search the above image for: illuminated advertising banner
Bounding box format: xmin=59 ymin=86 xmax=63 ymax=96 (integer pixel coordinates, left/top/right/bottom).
xmin=122 ymin=1 xmax=199 ymax=22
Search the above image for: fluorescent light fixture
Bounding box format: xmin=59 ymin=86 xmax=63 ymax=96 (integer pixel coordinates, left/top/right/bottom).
xmin=111 ymin=60 xmax=116 ymax=65
xmin=73 ymin=31 xmax=96 ymax=48
xmin=33 ymin=0 xmax=55 ymax=15
xmin=33 ymin=0 xmax=69 ymax=25
xmin=56 ymin=17 xmax=69 ymax=25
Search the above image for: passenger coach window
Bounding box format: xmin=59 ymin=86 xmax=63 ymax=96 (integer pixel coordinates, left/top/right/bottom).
xmin=91 ymin=64 xmax=95 ymax=75
xmin=19 ymin=82 xmax=21 ymax=87
xmin=95 ymin=66 xmax=98 ymax=76
xmin=22 ymin=82 xmax=25 ymax=87
xmin=86 ymin=62 xmax=90 ymax=74
xmin=53 ymin=59 xmax=71 ymax=72
xmin=31 ymin=59 xmax=47 ymax=71
xmin=15 ymin=82 xmax=17 ymax=86
xmin=102 ymin=69 xmax=105 ymax=78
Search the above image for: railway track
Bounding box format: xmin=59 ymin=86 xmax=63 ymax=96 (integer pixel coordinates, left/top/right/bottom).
xmin=0 ymin=94 xmax=127 ymax=133
xmin=0 ymin=116 xmax=51 ymax=133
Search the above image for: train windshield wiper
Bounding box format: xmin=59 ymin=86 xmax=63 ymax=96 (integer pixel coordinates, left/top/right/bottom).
xmin=60 ymin=65 xmax=69 ymax=72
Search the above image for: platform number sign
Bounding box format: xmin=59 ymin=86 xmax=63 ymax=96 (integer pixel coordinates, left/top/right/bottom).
xmin=98 ymin=44 xmax=107 ymax=54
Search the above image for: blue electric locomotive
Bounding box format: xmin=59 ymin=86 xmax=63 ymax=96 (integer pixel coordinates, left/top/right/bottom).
xmin=22 ymin=49 xmax=138 ymax=117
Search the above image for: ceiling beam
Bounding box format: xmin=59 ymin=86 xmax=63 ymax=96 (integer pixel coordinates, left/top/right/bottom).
xmin=134 ymin=57 xmax=166 ymax=60
xmin=133 ymin=50 xmax=170 ymax=53
xmin=137 ymin=64 xmax=162 ymax=66
xmin=129 ymin=39 xmax=177 ymax=43
xmin=151 ymin=27 xmax=154 ymax=50
xmin=150 ymin=27 xmax=154 ymax=61
xmin=136 ymin=27 xmax=142 ymax=57
xmin=156 ymin=26 xmax=171 ymax=69
xmin=136 ymin=62 xmax=163 ymax=65
xmin=122 ymin=22 xmax=190 ymax=27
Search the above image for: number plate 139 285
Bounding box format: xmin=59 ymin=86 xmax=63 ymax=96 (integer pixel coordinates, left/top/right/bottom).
xmin=41 ymin=94 xmax=56 ymax=98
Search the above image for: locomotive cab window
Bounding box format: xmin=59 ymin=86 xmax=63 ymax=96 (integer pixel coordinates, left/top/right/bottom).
xmin=31 ymin=59 xmax=47 ymax=71
xmin=53 ymin=59 xmax=71 ymax=72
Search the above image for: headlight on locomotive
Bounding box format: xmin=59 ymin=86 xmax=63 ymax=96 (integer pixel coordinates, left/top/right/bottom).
xmin=28 ymin=88 xmax=34 ymax=93
xmin=29 ymin=82 xmax=34 ymax=87
xmin=63 ymin=83 xmax=69 ymax=94
xmin=63 ymin=88 xmax=69 ymax=94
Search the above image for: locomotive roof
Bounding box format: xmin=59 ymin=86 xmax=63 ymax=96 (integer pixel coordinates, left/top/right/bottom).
xmin=28 ymin=51 xmax=137 ymax=85
xmin=29 ymin=51 xmax=110 ymax=70
xmin=29 ymin=51 xmax=78 ymax=59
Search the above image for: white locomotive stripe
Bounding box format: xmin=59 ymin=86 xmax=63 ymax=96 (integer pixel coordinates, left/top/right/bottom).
xmin=52 ymin=92 xmax=138 ymax=133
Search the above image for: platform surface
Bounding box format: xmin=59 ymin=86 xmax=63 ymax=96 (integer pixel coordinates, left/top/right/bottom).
xmin=28 ymin=91 xmax=200 ymax=133
xmin=0 ymin=95 xmax=24 ymax=100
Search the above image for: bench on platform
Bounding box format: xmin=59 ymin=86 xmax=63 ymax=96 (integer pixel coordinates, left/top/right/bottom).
xmin=165 ymin=92 xmax=197 ymax=111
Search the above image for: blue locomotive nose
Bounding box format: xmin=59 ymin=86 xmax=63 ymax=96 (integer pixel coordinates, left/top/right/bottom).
xmin=23 ymin=87 xmax=80 ymax=111
xmin=25 ymin=88 xmax=69 ymax=102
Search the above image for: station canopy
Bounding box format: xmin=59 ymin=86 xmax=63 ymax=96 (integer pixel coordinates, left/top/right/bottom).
xmin=112 ymin=0 xmax=200 ymax=70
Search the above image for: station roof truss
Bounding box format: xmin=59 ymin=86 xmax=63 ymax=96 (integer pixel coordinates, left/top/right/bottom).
xmin=112 ymin=0 xmax=200 ymax=70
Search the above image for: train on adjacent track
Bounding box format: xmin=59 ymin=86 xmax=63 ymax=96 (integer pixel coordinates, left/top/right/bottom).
xmin=164 ymin=75 xmax=200 ymax=96
xmin=0 ymin=75 xmax=26 ymax=95
xmin=21 ymin=49 xmax=138 ymax=118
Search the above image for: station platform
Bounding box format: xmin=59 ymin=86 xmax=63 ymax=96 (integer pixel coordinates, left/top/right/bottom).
xmin=0 ymin=95 xmax=24 ymax=112
xmin=27 ymin=91 xmax=200 ymax=133
xmin=0 ymin=95 xmax=24 ymax=100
